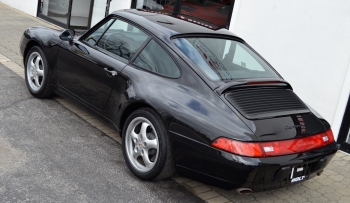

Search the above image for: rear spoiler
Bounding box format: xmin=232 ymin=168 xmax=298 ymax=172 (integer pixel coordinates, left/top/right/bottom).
xmin=214 ymin=79 xmax=292 ymax=95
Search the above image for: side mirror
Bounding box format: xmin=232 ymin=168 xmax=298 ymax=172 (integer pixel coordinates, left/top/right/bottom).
xmin=59 ymin=29 xmax=75 ymax=41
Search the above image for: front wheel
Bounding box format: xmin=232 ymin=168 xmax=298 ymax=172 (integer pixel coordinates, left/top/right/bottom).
xmin=24 ymin=46 xmax=54 ymax=98
xmin=122 ymin=108 xmax=175 ymax=180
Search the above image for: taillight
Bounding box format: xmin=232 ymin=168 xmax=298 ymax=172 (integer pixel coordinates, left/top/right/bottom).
xmin=211 ymin=138 xmax=265 ymax=157
xmin=211 ymin=129 xmax=335 ymax=157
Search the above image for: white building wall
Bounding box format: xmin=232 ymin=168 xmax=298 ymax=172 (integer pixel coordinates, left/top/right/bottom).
xmin=230 ymin=0 xmax=350 ymax=139
xmin=109 ymin=0 xmax=131 ymax=14
xmin=0 ymin=0 xmax=38 ymax=16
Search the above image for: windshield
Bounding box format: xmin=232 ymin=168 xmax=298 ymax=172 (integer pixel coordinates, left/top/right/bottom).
xmin=173 ymin=37 xmax=280 ymax=81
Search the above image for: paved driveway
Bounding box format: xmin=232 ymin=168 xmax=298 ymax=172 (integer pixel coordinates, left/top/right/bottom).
xmin=0 ymin=62 xmax=203 ymax=202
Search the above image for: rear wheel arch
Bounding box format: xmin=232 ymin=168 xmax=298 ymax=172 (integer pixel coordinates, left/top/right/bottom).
xmin=119 ymin=102 xmax=161 ymax=134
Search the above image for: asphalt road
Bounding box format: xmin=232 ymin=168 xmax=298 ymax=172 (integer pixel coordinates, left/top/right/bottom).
xmin=0 ymin=62 xmax=203 ymax=202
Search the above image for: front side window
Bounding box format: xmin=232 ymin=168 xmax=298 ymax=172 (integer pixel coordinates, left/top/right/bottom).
xmin=84 ymin=19 xmax=149 ymax=60
xmin=84 ymin=19 xmax=115 ymax=46
xmin=133 ymin=40 xmax=180 ymax=78
xmin=173 ymin=37 xmax=280 ymax=81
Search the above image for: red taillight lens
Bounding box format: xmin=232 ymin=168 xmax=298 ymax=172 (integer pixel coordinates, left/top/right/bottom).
xmin=261 ymin=129 xmax=334 ymax=157
xmin=211 ymin=138 xmax=265 ymax=157
xmin=211 ymin=129 xmax=335 ymax=157
xmin=325 ymin=129 xmax=335 ymax=143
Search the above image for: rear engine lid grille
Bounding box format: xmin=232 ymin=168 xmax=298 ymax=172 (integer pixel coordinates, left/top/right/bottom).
xmin=225 ymin=88 xmax=310 ymax=119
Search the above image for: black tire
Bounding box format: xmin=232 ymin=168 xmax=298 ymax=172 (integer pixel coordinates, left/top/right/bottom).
xmin=24 ymin=46 xmax=54 ymax=98
xmin=122 ymin=108 xmax=175 ymax=180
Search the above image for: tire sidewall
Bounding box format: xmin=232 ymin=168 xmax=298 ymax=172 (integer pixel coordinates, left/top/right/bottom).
xmin=122 ymin=109 xmax=168 ymax=180
xmin=24 ymin=46 xmax=51 ymax=97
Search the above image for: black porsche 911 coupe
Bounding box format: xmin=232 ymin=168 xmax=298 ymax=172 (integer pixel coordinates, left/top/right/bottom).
xmin=20 ymin=9 xmax=338 ymax=193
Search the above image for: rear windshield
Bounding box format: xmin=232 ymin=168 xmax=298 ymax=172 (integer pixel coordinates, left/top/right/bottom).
xmin=173 ymin=37 xmax=280 ymax=81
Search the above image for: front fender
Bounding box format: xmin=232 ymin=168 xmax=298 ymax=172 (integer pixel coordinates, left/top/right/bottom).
xmin=20 ymin=26 xmax=63 ymax=85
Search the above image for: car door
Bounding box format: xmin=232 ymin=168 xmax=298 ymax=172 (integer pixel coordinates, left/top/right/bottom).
xmin=56 ymin=18 xmax=149 ymax=110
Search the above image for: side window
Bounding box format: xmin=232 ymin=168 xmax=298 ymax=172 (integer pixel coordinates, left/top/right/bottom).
xmin=133 ymin=40 xmax=181 ymax=78
xmin=96 ymin=19 xmax=149 ymax=60
xmin=84 ymin=19 xmax=115 ymax=46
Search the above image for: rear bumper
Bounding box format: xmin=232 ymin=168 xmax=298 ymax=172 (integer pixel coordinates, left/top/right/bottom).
xmin=170 ymin=131 xmax=338 ymax=191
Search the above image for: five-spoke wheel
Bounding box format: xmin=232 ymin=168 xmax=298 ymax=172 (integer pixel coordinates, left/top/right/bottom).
xmin=122 ymin=108 xmax=175 ymax=180
xmin=25 ymin=46 xmax=53 ymax=98
xmin=125 ymin=117 xmax=159 ymax=172
xmin=27 ymin=52 xmax=44 ymax=92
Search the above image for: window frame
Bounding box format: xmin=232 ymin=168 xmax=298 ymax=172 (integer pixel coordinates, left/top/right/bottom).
xmin=79 ymin=16 xmax=152 ymax=63
xmin=79 ymin=14 xmax=182 ymax=78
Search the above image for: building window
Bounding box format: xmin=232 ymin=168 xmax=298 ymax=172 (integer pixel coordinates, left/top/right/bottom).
xmin=135 ymin=0 xmax=175 ymax=12
xmin=179 ymin=0 xmax=232 ymax=28
xmin=39 ymin=0 xmax=71 ymax=26
xmin=132 ymin=0 xmax=234 ymax=29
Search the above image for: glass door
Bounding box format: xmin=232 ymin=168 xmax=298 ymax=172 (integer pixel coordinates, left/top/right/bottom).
xmin=68 ymin=0 xmax=94 ymax=30
xmin=338 ymin=95 xmax=350 ymax=154
xmin=38 ymin=0 xmax=101 ymax=30
xmin=90 ymin=0 xmax=110 ymax=27
xmin=38 ymin=0 xmax=71 ymax=28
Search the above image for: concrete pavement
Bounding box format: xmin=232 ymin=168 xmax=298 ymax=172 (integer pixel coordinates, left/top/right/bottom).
xmin=0 ymin=61 xmax=203 ymax=202
xmin=0 ymin=2 xmax=350 ymax=203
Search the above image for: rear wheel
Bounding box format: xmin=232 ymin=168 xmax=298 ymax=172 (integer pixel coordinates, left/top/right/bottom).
xmin=122 ymin=108 xmax=175 ymax=180
xmin=24 ymin=46 xmax=54 ymax=98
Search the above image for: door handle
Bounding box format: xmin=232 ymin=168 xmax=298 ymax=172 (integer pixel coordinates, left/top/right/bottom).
xmin=104 ymin=68 xmax=118 ymax=77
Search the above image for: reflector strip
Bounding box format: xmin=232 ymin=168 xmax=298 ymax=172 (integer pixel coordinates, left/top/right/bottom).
xmin=211 ymin=129 xmax=335 ymax=157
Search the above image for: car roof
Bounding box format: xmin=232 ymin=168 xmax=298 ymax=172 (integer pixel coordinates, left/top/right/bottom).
xmin=109 ymin=9 xmax=245 ymax=90
xmin=111 ymin=9 xmax=241 ymax=39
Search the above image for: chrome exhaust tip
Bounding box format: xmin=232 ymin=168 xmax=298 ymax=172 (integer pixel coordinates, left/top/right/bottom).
xmin=237 ymin=188 xmax=253 ymax=195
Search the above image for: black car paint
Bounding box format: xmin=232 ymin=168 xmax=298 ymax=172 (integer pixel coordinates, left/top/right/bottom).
xmin=20 ymin=10 xmax=337 ymax=191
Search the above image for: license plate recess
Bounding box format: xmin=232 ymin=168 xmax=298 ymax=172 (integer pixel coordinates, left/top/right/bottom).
xmin=290 ymin=164 xmax=309 ymax=183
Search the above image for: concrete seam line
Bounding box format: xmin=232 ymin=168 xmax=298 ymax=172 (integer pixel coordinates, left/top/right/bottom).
xmin=0 ymin=53 xmax=233 ymax=203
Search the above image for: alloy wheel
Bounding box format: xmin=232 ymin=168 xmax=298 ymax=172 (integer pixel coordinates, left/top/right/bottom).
xmin=26 ymin=52 xmax=45 ymax=92
xmin=125 ymin=117 xmax=159 ymax=173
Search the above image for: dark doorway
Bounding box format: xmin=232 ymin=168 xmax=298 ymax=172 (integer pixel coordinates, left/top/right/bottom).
xmin=338 ymin=95 xmax=350 ymax=154
xmin=38 ymin=0 xmax=105 ymax=30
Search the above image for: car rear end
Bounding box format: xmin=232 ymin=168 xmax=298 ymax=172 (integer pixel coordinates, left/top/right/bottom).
xmin=213 ymin=82 xmax=338 ymax=191
xmin=171 ymin=35 xmax=338 ymax=192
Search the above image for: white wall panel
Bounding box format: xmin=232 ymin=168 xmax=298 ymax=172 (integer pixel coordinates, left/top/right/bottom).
xmin=0 ymin=0 xmax=38 ymax=16
xmin=230 ymin=0 xmax=350 ymax=138
xmin=109 ymin=0 xmax=131 ymax=14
